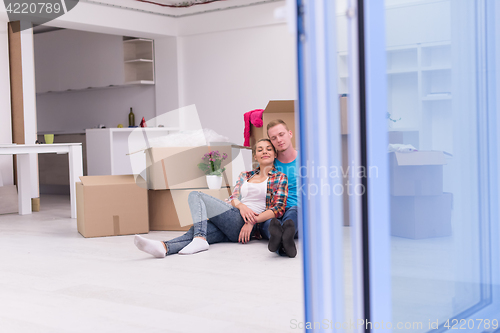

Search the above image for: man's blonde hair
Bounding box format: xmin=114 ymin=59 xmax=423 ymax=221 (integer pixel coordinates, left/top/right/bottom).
xmin=266 ymin=119 xmax=289 ymax=137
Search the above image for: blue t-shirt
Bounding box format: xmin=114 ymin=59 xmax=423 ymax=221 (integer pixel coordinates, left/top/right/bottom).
xmin=274 ymin=157 xmax=298 ymax=208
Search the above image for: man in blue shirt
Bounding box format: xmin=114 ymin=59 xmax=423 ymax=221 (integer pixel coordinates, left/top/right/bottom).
xmin=259 ymin=119 xmax=298 ymax=258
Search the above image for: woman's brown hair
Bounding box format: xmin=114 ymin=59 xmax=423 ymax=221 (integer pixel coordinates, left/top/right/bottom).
xmin=252 ymin=138 xmax=276 ymax=156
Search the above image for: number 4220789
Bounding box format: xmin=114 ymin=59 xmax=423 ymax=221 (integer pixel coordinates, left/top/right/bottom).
xmin=6 ymin=2 xmax=62 ymax=14
xmin=444 ymin=318 xmax=498 ymax=330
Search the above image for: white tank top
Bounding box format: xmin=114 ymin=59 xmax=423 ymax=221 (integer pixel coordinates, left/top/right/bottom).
xmin=240 ymin=178 xmax=268 ymax=214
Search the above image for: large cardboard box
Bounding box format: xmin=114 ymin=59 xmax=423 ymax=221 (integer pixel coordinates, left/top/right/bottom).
xmin=250 ymin=100 xmax=296 ymax=149
xmin=0 ymin=185 xmax=18 ymax=215
xmin=391 ymin=193 xmax=453 ymax=239
xmin=76 ymin=175 xmax=149 ymax=238
xmin=148 ymin=187 xmax=233 ymax=231
xmin=390 ymin=151 xmax=446 ymax=196
xmin=249 ymin=96 xmax=349 ymax=148
xmin=145 ymin=145 xmax=234 ymax=190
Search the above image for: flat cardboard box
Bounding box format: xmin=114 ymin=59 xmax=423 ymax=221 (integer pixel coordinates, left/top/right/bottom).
xmin=391 ymin=192 xmax=452 ymax=239
xmin=145 ymin=145 xmax=234 ymax=190
xmin=390 ymin=151 xmax=446 ymax=196
xmin=148 ymin=187 xmax=233 ymax=231
xmin=249 ymin=96 xmax=348 ymax=148
xmin=76 ymin=175 xmax=149 ymax=238
xmin=0 ymin=185 xmax=18 ymax=214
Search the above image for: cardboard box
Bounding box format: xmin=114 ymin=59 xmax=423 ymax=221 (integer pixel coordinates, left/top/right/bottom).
xmin=390 ymin=151 xmax=446 ymax=196
xmin=148 ymin=187 xmax=233 ymax=231
xmin=76 ymin=175 xmax=149 ymax=238
xmin=249 ymin=96 xmax=349 ymax=148
xmin=0 ymin=185 xmax=18 ymax=215
xmin=250 ymin=100 xmax=296 ymax=149
xmin=145 ymin=145 xmax=234 ymax=190
xmin=391 ymin=193 xmax=452 ymax=239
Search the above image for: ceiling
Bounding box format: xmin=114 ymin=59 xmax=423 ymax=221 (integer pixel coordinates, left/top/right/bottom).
xmin=81 ymin=0 xmax=281 ymax=17
xmin=134 ymin=0 xmax=225 ymax=8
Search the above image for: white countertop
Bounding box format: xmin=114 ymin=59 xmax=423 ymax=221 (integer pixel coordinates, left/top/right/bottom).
xmin=37 ymin=128 xmax=179 ymax=135
xmin=85 ymin=127 xmax=179 ymax=132
xmin=0 ymin=143 xmax=81 ymax=147
xmin=38 ymin=130 xmax=86 ymax=135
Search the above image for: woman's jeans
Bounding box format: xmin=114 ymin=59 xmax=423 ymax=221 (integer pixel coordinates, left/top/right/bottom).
xmin=164 ymin=191 xmax=247 ymax=255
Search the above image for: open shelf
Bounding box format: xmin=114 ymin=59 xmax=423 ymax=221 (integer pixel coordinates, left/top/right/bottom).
xmin=125 ymin=80 xmax=155 ymax=85
xmin=124 ymin=38 xmax=154 ymax=84
xmin=421 ymin=66 xmax=451 ymax=72
xmin=421 ymin=43 xmax=451 ymax=68
xmin=387 ymin=69 xmax=419 ymax=75
xmin=124 ymin=59 xmax=154 ymax=63
xmin=387 ymin=47 xmax=418 ymax=72
xmin=337 ymin=41 xmax=452 ymax=151
xmin=422 ymin=95 xmax=452 ymax=101
xmin=123 ymin=38 xmax=152 ymax=43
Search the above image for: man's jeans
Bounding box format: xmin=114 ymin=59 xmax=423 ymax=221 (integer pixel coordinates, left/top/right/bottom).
xmin=164 ymin=191 xmax=248 ymax=255
xmin=259 ymin=206 xmax=298 ymax=240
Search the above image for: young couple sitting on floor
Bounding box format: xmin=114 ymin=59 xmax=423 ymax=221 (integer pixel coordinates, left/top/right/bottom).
xmin=135 ymin=119 xmax=299 ymax=258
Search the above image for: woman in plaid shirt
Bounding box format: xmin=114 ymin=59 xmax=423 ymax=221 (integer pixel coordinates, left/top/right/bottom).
xmin=134 ymin=138 xmax=288 ymax=257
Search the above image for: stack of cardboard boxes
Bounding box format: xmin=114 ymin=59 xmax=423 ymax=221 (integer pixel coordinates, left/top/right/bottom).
xmin=145 ymin=144 xmax=236 ymax=231
xmin=76 ymin=145 xmax=247 ymax=237
xmin=389 ymin=151 xmax=453 ymax=239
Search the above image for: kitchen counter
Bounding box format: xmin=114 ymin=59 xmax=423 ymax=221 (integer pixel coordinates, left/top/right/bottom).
xmin=85 ymin=127 xmax=179 ymax=176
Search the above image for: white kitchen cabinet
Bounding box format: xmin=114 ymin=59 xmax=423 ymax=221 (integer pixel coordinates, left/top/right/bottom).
xmin=124 ymin=38 xmax=155 ymax=84
xmin=35 ymin=30 xmax=127 ymax=93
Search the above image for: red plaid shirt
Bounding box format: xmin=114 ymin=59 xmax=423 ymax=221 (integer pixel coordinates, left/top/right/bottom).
xmin=229 ymin=166 xmax=288 ymax=221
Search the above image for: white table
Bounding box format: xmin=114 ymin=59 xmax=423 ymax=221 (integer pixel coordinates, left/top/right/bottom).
xmin=0 ymin=143 xmax=83 ymax=218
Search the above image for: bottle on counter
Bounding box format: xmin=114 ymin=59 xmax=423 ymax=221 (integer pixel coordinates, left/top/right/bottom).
xmin=128 ymin=107 xmax=135 ymax=127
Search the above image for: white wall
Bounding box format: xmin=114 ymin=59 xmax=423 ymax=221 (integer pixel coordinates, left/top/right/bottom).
xmin=36 ymin=85 xmax=156 ymax=133
xmin=0 ymin=22 xmax=13 ymax=185
xmin=178 ymin=23 xmax=297 ymax=144
xmin=154 ymin=36 xmax=180 ymax=127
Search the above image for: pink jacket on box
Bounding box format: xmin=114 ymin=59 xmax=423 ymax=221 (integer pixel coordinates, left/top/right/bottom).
xmin=243 ymin=109 xmax=264 ymax=147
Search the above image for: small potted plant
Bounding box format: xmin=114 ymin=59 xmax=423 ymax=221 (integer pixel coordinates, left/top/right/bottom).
xmin=198 ymin=150 xmax=228 ymax=189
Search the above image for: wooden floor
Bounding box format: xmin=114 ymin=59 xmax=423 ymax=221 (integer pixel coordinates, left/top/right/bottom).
xmin=0 ymin=195 xmax=304 ymax=333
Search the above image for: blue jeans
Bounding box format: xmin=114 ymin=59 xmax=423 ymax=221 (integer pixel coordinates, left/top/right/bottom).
xmin=259 ymin=206 xmax=299 ymax=240
xmin=164 ymin=191 xmax=248 ymax=255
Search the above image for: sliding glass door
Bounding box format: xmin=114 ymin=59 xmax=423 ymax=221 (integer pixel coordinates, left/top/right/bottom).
xmin=298 ymin=0 xmax=500 ymax=331
xmin=363 ymin=0 xmax=500 ymax=331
